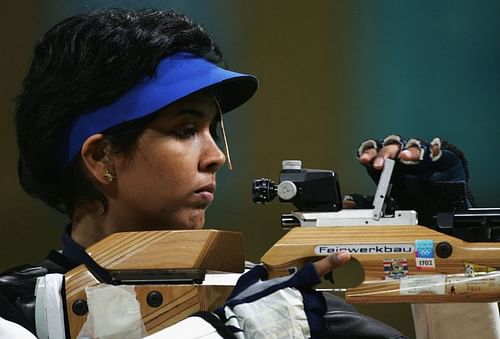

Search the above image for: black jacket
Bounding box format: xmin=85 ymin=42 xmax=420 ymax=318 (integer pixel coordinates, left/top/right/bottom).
xmin=0 ymin=250 xmax=76 ymax=335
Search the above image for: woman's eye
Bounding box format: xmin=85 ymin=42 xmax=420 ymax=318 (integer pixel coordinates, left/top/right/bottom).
xmin=174 ymin=126 xmax=197 ymax=139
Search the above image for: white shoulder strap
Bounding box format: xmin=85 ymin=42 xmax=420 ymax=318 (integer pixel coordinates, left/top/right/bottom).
xmin=35 ymin=273 xmax=65 ymax=339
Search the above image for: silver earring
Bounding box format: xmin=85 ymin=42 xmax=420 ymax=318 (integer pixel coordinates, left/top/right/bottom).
xmin=104 ymin=169 xmax=116 ymax=183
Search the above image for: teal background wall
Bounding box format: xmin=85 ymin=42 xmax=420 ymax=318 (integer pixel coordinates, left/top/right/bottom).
xmin=2 ymin=1 xmax=500 ymax=337
xmin=336 ymin=1 xmax=500 ymax=205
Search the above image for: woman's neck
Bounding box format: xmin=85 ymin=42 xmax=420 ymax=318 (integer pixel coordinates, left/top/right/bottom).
xmin=71 ymin=204 xmax=108 ymax=248
xmin=71 ymin=200 xmax=148 ymax=248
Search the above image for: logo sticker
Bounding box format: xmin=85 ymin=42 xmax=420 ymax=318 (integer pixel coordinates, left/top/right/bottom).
xmin=464 ymin=262 xmax=496 ymax=277
xmin=314 ymin=244 xmax=414 ymax=255
xmin=415 ymin=240 xmax=435 ymax=271
xmin=384 ymin=258 xmax=408 ymax=279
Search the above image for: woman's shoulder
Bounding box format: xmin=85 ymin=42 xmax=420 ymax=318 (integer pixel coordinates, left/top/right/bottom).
xmin=0 ymin=264 xmax=47 ymax=334
xmin=0 ymin=250 xmax=73 ymax=334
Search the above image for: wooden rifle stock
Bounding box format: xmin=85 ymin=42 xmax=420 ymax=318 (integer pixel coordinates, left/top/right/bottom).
xmin=261 ymin=225 xmax=500 ymax=303
xmin=64 ymin=230 xmax=244 ymax=338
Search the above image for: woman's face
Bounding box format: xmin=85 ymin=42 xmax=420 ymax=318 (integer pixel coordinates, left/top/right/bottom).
xmin=110 ymin=93 xmax=226 ymax=231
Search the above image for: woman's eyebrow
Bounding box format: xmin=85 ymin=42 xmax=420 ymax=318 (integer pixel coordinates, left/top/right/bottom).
xmin=174 ymin=108 xmax=220 ymax=122
xmin=174 ymin=109 xmax=205 ymax=118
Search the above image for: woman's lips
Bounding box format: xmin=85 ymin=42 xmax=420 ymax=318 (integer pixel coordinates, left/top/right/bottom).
xmin=194 ymin=183 xmax=215 ymax=204
xmin=195 ymin=190 xmax=214 ymax=203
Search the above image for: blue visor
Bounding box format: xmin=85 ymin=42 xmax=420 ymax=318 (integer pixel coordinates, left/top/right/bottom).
xmin=59 ymin=52 xmax=258 ymax=168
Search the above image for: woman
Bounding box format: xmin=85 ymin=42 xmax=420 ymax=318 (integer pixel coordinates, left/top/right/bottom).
xmin=14 ymin=10 xmax=257 ymax=263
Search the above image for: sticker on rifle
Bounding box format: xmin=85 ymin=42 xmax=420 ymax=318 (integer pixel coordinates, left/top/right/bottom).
xmin=384 ymin=258 xmax=408 ymax=279
xmin=400 ymin=274 xmax=446 ymax=295
xmin=415 ymin=240 xmax=435 ymax=271
xmin=314 ymin=244 xmax=414 ymax=255
xmin=464 ymin=262 xmax=496 ymax=277
xmin=446 ymin=273 xmax=500 ymax=295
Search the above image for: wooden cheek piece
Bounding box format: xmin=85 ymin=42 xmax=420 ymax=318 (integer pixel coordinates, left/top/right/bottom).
xmin=65 ymin=230 xmax=244 ymax=338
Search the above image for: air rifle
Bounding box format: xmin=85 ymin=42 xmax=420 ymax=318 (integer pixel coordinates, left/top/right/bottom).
xmin=47 ymin=160 xmax=499 ymax=337
xmin=253 ymin=159 xmax=500 ymax=303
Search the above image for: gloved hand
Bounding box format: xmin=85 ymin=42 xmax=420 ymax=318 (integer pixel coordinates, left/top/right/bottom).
xmin=216 ymin=252 xmax=350 ymax=339
xmin=355 ymin=135 xmax=474 ymax=225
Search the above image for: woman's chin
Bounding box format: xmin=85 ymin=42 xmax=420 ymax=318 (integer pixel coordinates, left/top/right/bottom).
xmin=136 ymin=210 xmax=206 ymax=231
xmin=175 ymin=211 xmax=206 ymax=230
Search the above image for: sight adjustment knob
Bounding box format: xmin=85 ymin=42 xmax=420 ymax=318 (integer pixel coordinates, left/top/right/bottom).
xmin=252 ymin=178 xmax=277 ymax=203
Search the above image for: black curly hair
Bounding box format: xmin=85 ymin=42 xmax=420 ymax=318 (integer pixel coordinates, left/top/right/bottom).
xmin=15 ymin=8 xmax=223 ymax=217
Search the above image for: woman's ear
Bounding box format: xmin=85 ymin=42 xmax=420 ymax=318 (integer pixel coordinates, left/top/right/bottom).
xmin=81 ymin=134 xmax=115 ymax=185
